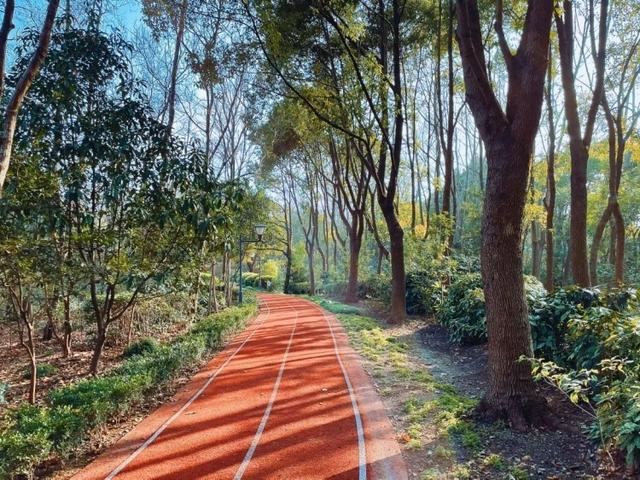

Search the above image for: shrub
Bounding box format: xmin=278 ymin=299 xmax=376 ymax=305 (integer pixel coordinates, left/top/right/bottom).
xmin=436 ymin=273 xmax=486 ymax=345
xmin=358 ymin=275 xmax=391 ymax=303
xmin=23 ymin=362 xmax=57 ymax=380
xmin=313 ymin=298 xmax=362 ymax=315
xmin=287 ymin=282 xmax=310 ymax=294
xmin=530 ymin=288 xmax=640 ymax=469
xmin=528 ymin=286 xmax=636 ymax=365
xmin=0 ymin=404 xmax=54 ymax=479
xmin=241 ymin=272 xmax=259 ymax=287
xmin=437 ymin=274 xmax=546 ymax=345
xmin=324 ymin=281 xmax=348 ymax=297
xmin=405 ymin=270 xmax=446 ymax=315
xmin=123 ymin=337 xmax=161 ymax=358
xmin=0 ymin=304 xmax=257 ymax=479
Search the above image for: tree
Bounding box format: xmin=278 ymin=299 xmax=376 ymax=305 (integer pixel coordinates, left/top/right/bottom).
xmin=555 ymin=0 xmax=609 ymax=286
xmin=245 ymin=0 xmax=411 ymax=322
xmin=0 ymin=0 xmax=60 ymax=196
xmin=142 ymin=0 xmax=190 ymax=134
xmin=589 ymin=11 xmax=639 ymax=285
xmin=12 ymin=26 xmax=196 ymax=374
xmin=455 ymin=0 xmax=554 ymax=428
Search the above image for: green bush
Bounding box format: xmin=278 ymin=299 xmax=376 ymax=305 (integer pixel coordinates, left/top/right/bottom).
xmin=287 ymin=282 xmax=310 ymax=294
xmin=23 ymin=362 xmax=57 ymax=380
xmin=324 ymin=281 xmax=348 ymax=297
xmin=311 ymin=297 xmax=363 ymax=315
xmin=358 ymin=275 xmax=391 ymax=303
xmin=437 ymin=274 xmax=546 ymax=345
xmin=0 ymin=304 xmax=257 ymax=479
xmin=405 ymin=270 xmax=446 ymax=315
xmin=123 ymin=337 xmax=161 ymax=358
xmin=242 ymin=272 xmax=259 ymax=287
xmin=528 ymin=286 xmax=637 ymax=366
xmin=0 ymin=404 xmax=54 ymax=479
xmin=437 ymin=273 xmax=486 ymax=345
xmin=531 ymin=288 xmax=640 ymax=468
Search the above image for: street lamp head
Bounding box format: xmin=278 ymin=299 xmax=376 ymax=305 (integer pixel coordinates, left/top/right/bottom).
xmin=254 ymin=224 xmax=266 ymax=241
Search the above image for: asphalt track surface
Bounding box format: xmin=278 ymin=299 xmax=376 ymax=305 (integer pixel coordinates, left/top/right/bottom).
xmin=72 ymin=294 xmax=407 ymax=480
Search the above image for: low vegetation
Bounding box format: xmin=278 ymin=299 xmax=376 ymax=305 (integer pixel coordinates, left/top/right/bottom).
xmin=0 ymin=304 xmax=256 ymax=479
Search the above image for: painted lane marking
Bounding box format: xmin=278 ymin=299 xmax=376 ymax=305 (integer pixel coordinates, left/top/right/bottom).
xmin=105 ymin=298 xmax=272 ymax=480
xmin=310 ymin=300 xmax=367 ymax=480
xmin=233 ymin=299 xmax=298 ymax=480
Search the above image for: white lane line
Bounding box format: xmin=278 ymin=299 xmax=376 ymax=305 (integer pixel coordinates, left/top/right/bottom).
xmin=233 ymin=299 xmax=298 ymax=480
xmin=311 ymin=301 xmax=367 ymax=480
xmin=105 ymin=299 xmax=272 ymax=480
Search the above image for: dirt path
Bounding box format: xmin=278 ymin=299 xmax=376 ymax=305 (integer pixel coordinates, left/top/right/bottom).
xmin=71 ymin=294 xmax=406 ymax=480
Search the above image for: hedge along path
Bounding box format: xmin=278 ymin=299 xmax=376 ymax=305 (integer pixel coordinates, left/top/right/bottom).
xmin=72 ymin=294 xmax=407 ymax=480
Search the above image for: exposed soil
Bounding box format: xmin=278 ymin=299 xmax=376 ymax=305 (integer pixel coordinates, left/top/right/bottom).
xmin=418 ymin=323 xmax=624 ymax=480
xmin=0 ymin=318 xmax=190 ymax=411
xmin=345 ymin=298 xmax=628 ymax=479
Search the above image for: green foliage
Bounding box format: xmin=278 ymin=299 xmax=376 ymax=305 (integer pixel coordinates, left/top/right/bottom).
xmin=404 ymin=255 xmax=472 ymax=315
xmin=287 ymin=282 xmax=310 ymax=294
xmin=405 ymin=270 xmax=446 ymax=315
xmin=358 ymin=274 xmax=391 ymax=303
xmin=530 ymin=288 xmax=640 ymax=468
xmin=324 ymin=280 xmax=349 ymax=297
xmin=308 ymin=297 xmax=363 ymax=315
xmin=23 ymin=363 xmax=57 ymax=380
xmin=123 ymin=337 xmax=161 ymax=358
xmin=0 ymin=305 xmax=256 ymax=478
xmin=241 ymin=272 xmax=276 ymax=290
xmin=436 ymin=274 xmax=546 ymax=345
xmin=0 ymin=404 xmax=54 ymax=479
xmin=436 ymin=273 xmax=487 ymax=344
xmin=529 ymin=286 xmax=637 ymax=366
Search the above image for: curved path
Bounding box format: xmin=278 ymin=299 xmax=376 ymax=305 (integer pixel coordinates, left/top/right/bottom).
xmin=72 ymin=294 xmax=407 ymax=480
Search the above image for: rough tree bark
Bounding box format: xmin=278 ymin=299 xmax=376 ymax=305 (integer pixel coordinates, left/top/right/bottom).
xmin=0 ymin=0 xmax=60 ymax=196
xmin=456 ymin=0 xmax=554 ymax=429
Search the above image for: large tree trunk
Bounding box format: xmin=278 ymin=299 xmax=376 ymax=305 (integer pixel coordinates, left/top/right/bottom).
xmin=456 ymin=0 xmax=554 ymax=429
xmin=0 ymin=0 xmax=60 ymax=195
xmin=345 ymin=219 xmax=364 ymax=303
xmin=307 ymin=246 xmax=316 ymax=295
xmin=380 ymin=202 xmax=406 ymax=323
xmin=479 ymin=141 xmax=545 ymax=430
xmin=568 ymin=146 xmax=591 ymax=286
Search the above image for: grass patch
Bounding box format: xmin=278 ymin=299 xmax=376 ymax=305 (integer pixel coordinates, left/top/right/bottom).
xmin=483 ymin=453 xmax=505 ymax=470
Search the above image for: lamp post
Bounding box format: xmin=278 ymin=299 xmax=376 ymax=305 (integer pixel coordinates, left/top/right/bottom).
xmin=238 ymin=224 xmax=266 ymax=304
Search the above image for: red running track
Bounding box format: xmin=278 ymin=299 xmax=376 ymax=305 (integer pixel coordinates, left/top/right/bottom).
xmin=72 ymin=294 xmax=407 ymax=480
